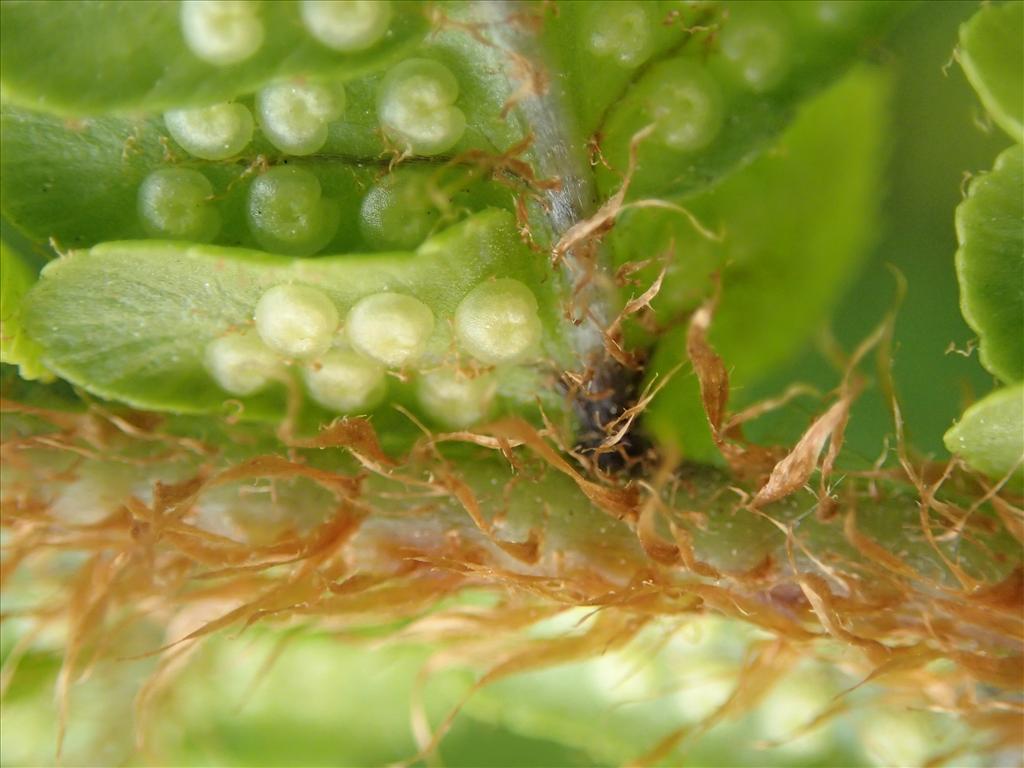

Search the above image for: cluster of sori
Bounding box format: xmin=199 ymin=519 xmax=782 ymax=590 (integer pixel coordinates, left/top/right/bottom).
xmin=138 ymin=163 xmax=444 ymax=257
xmin=180 ymin=0 xmax=393 ymax=65
xmin=580 ymin=1 xmax=855 ymax=156
xmin=158 ymin=52 xmax=465 ymax=162
xmin=643 ymin=3 xmax=789 ymax=153
xmin=138 ymin=1 xmax=469 ymax=253
xmin=204 ymin=277 xmax=541 ymax=428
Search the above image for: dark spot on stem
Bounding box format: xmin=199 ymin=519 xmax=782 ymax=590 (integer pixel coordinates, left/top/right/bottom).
xmin=571 ymin=355 xmax=653 ymax=475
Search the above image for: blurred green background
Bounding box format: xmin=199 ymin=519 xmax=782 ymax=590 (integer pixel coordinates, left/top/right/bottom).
xmin=743 ymin=0 xmax=1006 ymax=462
xmin=0 ymin=613 xmax=991 ymax=767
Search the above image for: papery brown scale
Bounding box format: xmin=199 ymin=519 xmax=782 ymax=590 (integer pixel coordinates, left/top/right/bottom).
xmin=483 ymin=417 xmax=640 ymax=520
xmin=754 ymin=398 xmax=852 ymax=507
xmin=438 ymin=469 xmax=542 ymax=564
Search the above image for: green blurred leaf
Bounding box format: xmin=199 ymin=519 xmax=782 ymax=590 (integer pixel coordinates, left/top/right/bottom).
xmin=0 ymin=237 xmax=51 ymax=380
xmin=944 ymin=382 xmax=1024 ymax=491
xmin=954 ymin=144 xmax=1024 ymax=384
xmin=958 ymin=1 xmax=1024 ymax=143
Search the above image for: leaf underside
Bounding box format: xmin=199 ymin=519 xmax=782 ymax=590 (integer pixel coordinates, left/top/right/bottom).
xmin=22 ymin=211 xmax=568 ymax=426
xmin=0 ymin=0 xmax=430 ymax=116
